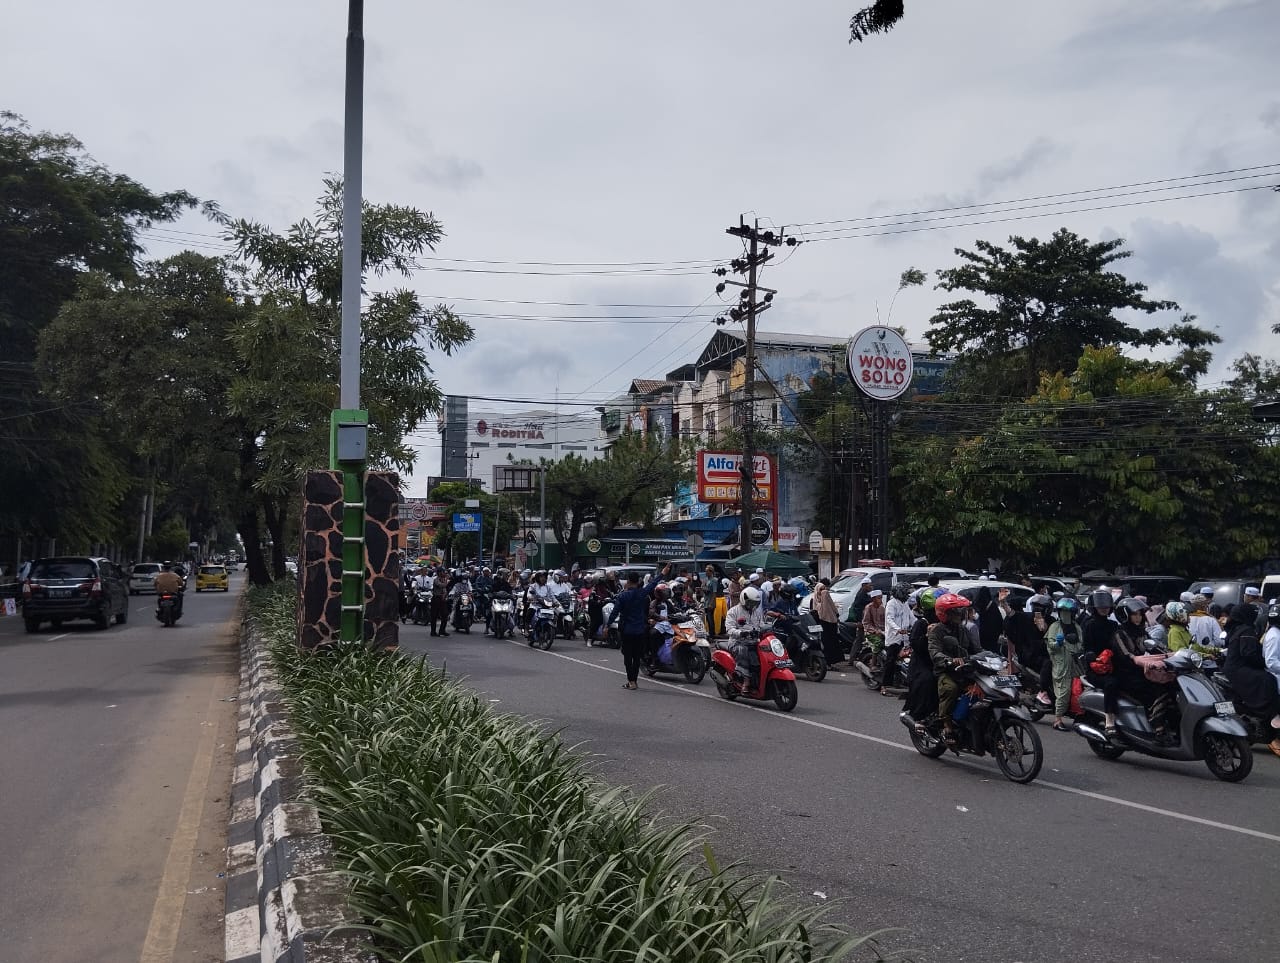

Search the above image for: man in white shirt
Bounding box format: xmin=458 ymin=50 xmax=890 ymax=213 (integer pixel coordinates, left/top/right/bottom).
xmin=1188 ymin=594 xmax=1221 ymax=650
xmin=1260 ymin=602 xmax=1280 ymax=755
xmin=881 ymin=582 xmax=914 ymax=694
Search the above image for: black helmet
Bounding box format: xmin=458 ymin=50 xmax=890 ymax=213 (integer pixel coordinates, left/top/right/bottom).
xmin=891 ymin=582 xmax=912 ymax=602
xmin=1268 ymin=603 xmax=1280 ymax=623
xmin=1089 ymin=590 xmax=1113 ymax=613
xmin=1117 ymin=597 xmax=1148 ymax=618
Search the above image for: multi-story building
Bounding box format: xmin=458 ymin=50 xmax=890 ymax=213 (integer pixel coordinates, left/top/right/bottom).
xmin=437 ymin=395 xmax=608 ymax=493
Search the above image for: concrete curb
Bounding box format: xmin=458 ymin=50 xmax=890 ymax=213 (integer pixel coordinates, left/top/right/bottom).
xmin=224 ymin=618 xmax=373 ymax=963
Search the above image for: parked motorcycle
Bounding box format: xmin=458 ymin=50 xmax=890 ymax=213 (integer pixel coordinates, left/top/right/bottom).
xmin=1072 ymin=647 xmax=1253 ymax=782
xmin=899 ymin=652 xmax=1044 ymax=784
xmin=489 ymin=592 xmax=515 ymax=640
xmin=527 ymin=598 xmax=559 ymax=650
xmin=156 ymin=592 xmax=181 ymax=628
xmin=708 ymin=626 xmax=799 ymax=712
xmin=774 ymin=613 xmax=828 ymax=682
xmin=643 ymin=610 xmax=710 ymax=684
xmin=451 ymin=592 xmax=475 ymax=633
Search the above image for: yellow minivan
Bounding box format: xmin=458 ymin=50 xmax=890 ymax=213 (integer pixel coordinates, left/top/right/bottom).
xmin=195 ymin=565 xmax=230 ymax=592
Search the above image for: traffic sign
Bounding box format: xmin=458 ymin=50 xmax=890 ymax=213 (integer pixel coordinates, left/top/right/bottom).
xmin=808 ymin=530 xmax=823 ymax=552
xmin=685 ymin=532 xmax=705 ymax=553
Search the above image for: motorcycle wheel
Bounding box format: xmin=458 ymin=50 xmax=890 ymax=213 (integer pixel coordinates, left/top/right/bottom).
xmin=909 ymin=725 xmax=948 ymax=758
xmin=1202 ymin=733 xmax=1253 ymax=782
xmin=1088 ymin=741 xmax=1126 ymax=760
xmin=538 ymin=625 xmax=555 ymax=651
xmin=683 ymin=649 xmax=708 ymax=685
xmin=804 ymin=652 xmax=827 ymax=683
xmin=992 ymin=716 xmax=1044 ymax=784
xmin=771 ymin=679 xmax=799 ymax=712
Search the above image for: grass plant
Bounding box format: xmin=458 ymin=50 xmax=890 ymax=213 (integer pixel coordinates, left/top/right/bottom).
xmin=250 ymin=583 xmax=894 ymax=962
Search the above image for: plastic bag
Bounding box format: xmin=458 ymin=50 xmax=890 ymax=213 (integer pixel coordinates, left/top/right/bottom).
xmin=1070 ymin=677 xmax=1084 ymax=716
xmin=953 ymin=692 xmax=972 ymax=721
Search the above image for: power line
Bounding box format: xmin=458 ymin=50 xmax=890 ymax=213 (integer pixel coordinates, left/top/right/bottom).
xmin=786 ymin=162 xmax=1280 ymax=229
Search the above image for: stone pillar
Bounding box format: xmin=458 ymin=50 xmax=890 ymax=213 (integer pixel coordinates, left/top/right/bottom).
xmin=298 ymin=470 xmax=344 ymax=651
xmin=297 ymin=469 xmax=402 ymax=651
xmin=362 ymin=471 xmax=401 ymax=651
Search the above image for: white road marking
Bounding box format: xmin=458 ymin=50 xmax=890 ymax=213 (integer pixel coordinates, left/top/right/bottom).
xmin=494 ymin=639 xmax=1280 ymax=846
xmin=46 ymin=633 xmax=68 ymax=642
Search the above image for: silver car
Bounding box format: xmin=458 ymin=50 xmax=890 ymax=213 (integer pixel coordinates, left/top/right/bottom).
xmin=129 ymin=562 xmax=163 ymax=595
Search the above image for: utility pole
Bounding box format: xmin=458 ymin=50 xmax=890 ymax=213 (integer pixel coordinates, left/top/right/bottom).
xmin=719 ymin=217 xmax=795 ymax=555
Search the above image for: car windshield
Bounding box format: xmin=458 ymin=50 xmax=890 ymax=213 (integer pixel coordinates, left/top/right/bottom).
xmin=200 ymin=566 xmax=225 ymax=575
xmin=32 ymin=559 xmax=95 ymax=580
xmin=829 ymin=573 xmax=869 ymax=593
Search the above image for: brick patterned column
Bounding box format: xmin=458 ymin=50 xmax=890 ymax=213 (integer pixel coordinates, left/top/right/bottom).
xmin=297 ymin=470 xmax=344 ymax=651
xmin=362 ymin=471 xmax=401 ymax=651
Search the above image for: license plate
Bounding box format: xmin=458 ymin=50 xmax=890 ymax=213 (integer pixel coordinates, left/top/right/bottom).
xmin=994 ymin=675 xmax=1021 ymax=688
xmin=774 ymin=659 xmax=793 ymax=669
xmin=1214 ymin=701 xmax=1235 ymax=716
xmin=808 ymin=626 xmax=823 ymax=634
xmin=51 ymin=589 xmax=71 ymax=598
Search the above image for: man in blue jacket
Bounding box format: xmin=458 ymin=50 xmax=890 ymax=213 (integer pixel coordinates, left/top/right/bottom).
xmin=607 ymin=564 xmax=672 ymax=690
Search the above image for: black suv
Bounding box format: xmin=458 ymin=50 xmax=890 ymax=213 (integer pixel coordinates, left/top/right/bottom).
xmin=22 ymin=556 xmax=130 ymax=633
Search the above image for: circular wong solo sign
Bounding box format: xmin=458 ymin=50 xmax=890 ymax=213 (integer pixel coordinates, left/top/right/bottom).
xmin=846 ymin=325 xmax=914 ymax=401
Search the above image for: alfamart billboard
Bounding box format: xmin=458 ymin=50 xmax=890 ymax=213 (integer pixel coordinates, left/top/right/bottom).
xmin=696 ymin=450 xmax=776 ymax=504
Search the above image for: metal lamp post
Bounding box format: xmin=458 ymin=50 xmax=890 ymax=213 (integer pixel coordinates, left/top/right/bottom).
xmin=331 ymin=0 xmax=369 ymax=644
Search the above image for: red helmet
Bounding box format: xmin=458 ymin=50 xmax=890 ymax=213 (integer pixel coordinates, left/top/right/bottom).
xmin=933 ymin=592 xmax=972 ymax=621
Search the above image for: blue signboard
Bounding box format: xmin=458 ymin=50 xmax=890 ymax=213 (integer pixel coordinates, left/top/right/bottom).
xmin=453 ymin=512 xmax=482 ymax=533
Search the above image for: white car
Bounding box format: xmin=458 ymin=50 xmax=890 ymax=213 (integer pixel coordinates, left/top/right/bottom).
xmin=129 ymin=562 xmax=163 ymax=595
xmin=799 ymin=565 xmax=969 ymax=621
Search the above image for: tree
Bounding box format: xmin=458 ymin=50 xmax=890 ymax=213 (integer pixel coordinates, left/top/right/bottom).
xmin=849 ymin=1 xmax=905 ymax=42
xmin=891 ymin=346 xmax=1280 ymax=573
xmin=40 ymin=175 xmax=475 ymax=587
xmin=426 ymin=482 xmax=519 ymax=564
xmin=1 ymin=112 xmax=196 ymax=552
xmin=925 ymin=229 xmax=1206 ymax=398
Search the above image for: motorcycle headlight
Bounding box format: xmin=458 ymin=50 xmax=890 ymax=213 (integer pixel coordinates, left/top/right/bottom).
xmin=769 ymin=639 xmax=787 ymax=657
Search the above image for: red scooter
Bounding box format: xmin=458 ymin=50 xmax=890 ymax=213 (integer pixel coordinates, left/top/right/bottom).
xmin=708 ymin=624 xmax=799 ymax=712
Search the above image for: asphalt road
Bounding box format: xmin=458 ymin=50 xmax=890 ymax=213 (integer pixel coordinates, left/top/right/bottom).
xmin=0 ymin=575 xmax=241 ymax=963
xmin=403 ymin=624 xmax=1280 ymax=963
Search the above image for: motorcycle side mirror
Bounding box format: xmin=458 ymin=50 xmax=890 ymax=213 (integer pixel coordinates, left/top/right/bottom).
xmin=1142 ymin=639 xmax=1160 ymax=653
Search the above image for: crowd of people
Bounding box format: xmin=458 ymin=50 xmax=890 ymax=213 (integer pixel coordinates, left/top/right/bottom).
xmin=397 ymin=557 xmax=1280 ymax=756
xmin=898 ymin=580 xmax=1280 ymax=757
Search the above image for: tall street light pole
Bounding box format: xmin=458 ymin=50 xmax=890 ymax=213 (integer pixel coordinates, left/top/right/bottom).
xmin=331 ymin=0 xmax=370 ymax=644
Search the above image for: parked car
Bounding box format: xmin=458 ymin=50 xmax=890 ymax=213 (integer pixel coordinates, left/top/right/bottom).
xmin=129 ymin=561 xmax=163 ymax=595
xmin=1188 ymin=579 xmax=1251 ymax=609
xmin=22 ymin=556 xmax=130 ymax=633
xmin=195 ymin=565 xmax=230 ymax=592
xmin=799 ymin=565 xmax=969 ymax=620
xmin=1259 ymin=575 xmax=1280 ymax=604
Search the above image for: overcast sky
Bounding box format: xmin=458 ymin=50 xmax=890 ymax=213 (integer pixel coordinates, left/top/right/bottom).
xmin=7 ymin=0 xmax=1278 ymax=495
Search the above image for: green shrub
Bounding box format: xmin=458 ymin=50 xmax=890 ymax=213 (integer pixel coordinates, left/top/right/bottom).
xmin=252 ymin=587 xmax=893 ymax=962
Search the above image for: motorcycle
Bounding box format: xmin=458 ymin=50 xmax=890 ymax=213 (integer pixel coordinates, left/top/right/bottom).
xmin=451 ymin=592 xmax=475 ymax=633
xmin=411 ymin=589 xmax=432 ymax=626
xmin=574 ymin=590 xmax=593 ymax=640
xmin=489 ymin=592 xmax=515 ymax=640
xmin=556 ymin=593 xmax=578 ymax=639
xmin=527 ymin=598 xmax=559 ymax=650
xmin=853 ymin=631 xmax=916 ymax=692
xmin=1072 ymin=647 xmax=1253 ymax=782
xmin=1202 ymin=657 xmax=1277 ymax=748
xmin=155 ymin=592 xmax=181 ymax=628
xmin=775 ymin=612 xmax=828 ymax=682
xmin=643 ymin=610 xmax=710 ymax=684
xmin=473 ymin=588 xmax=491 ymax=625
xmin=899 ymin=652 xmax=1044 ymax=784
xmin=708 ymin=625 xmax=800 ymax=712
xmin=591 ymin=600 xmax=620 ymax=648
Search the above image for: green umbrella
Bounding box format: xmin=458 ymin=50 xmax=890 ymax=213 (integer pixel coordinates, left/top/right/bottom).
xmin=726 ymin=550 xmax=811 ymax=578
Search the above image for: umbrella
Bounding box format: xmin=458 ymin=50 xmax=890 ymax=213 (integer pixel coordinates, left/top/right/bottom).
xmin=726 ymin=550 xmax=811 ymax=578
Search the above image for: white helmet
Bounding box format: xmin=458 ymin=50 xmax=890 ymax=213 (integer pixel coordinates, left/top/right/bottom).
xmin=742 ymin=586 xmax=761 ymax=609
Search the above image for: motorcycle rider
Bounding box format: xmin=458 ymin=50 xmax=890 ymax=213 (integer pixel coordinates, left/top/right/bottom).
xmin=487 ymin=568 xmax=515 ymax=635
xmin=154 ymin=562 xmax=185 ymax=618
xmin=726 ymin=586 xmax=767 ymax=689
xmin=1044 ymin=597 xmax=1084 ymax=732
xmin=448 ymin=568 xmax=472 ymax=626
xmin=928 ymin=593 xmax=980 ymax=744
xmin=1262 ymin=602 xmax=1280 ymax=756
xmin=587 ymin=575 xmax=613 ymax=642
xmin=1086 ymin=597 xmax=1168 ymax=741
xmin=881 ymin=582 xmax=914 ymax=695
xmin=1223 ymin=603 xmax=1278 ymax=748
